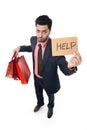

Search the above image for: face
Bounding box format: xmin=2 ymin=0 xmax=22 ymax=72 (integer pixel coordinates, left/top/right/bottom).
xmin=36 ymin=24 xmax=51 ymax=43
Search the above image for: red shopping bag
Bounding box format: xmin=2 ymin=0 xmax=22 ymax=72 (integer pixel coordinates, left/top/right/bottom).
xmin=5 ymin=53 xmax=20 ymax=80
xmin=5 ymin=60 xmax=13 ymax=78
xmin=15 ymin=55 xmax=31 ymax=84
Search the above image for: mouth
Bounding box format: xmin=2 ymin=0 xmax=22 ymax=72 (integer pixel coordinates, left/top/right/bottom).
xmin=37 ymin=37 xmax=44 ymax=42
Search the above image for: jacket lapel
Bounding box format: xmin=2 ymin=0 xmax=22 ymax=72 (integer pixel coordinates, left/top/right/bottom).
xmin=31 ymin=36 xmax=37 ymax=52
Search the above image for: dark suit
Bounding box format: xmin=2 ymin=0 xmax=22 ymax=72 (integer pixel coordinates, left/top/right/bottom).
xmin=20 ymin=36 xmax=77 ymax=107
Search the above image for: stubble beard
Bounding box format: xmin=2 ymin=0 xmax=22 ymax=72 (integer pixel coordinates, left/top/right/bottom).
xmin=37 ymin=36 xmax=49 ymax=43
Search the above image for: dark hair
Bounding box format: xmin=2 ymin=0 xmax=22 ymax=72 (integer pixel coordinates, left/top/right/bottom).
xmin=35 ymin=15 xmax=52 ymax=30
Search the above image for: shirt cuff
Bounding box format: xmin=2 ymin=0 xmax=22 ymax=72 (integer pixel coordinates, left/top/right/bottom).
xmin=68 ymin=67 xmax=75 ymax=71
xmin=68 ymin=67 xmax=77 ymax=73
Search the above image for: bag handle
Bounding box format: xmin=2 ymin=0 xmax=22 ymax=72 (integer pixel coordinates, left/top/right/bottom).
xmin=12 ymin=52 xmax=17 ymax=60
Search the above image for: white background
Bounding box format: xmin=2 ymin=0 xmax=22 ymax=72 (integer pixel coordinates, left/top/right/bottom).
xmin=0 ymin=0 xmax=87 ymax=130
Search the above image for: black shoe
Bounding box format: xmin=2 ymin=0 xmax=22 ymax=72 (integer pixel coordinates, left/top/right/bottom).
xmin=47 ymin=108 xmax=53 ymax=118
xmin=34 ymin=104 xmax=44 ymax=112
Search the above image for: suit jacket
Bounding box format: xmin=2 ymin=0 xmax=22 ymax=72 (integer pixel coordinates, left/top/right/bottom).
xmin=20 ymin=36 xmax=77 ymax=94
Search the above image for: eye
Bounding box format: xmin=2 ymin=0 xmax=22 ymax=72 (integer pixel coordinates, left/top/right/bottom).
xmin=36 ymin=30 xmax=40 ymax=33
xmin=42 ymin=30 xmax=48 ymax=34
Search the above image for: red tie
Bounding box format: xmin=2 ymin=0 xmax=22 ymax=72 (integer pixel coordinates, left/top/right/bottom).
xmin=38 ymin=44 xmax=42 ymax=76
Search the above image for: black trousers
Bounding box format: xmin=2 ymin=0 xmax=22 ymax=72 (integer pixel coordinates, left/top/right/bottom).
xmin=34 ymin=75 xmax=54 ymax=108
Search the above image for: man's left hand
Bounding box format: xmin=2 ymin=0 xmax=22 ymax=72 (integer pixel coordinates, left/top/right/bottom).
xmin=68 ymin=52 xmax=82 ymax=68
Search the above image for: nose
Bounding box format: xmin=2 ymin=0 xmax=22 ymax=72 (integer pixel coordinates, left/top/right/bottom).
xmin=39 ymin=32 xmax=43 ymax=37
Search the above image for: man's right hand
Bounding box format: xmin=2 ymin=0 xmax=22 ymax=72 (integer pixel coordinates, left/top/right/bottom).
xmin=13 ymin=46 xmax=21 ymax=54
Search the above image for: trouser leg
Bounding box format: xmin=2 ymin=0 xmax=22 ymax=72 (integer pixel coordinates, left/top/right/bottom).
xmin=47 ymin=93 xmax=54 ymax=108
xmin=34 ymin=76 xmax=44 ymax=106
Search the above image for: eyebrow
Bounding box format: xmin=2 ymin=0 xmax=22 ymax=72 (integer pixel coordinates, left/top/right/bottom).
xmin=36 ymin=29 xmax=48 ymax=32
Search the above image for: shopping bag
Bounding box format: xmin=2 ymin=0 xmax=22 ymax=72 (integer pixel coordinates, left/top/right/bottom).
xmin=13 ymin=60 xmax=20 ymax=80
xmin=15 ymin=55 xmax=31 ymax=84
xmin=5 ymin=53 xmax=20 ymax=80
xmin=5 ymin=60 xmax=13 ymax=78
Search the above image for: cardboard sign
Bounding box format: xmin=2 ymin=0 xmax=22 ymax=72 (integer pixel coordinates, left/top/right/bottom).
xmin=52 ymin=37 xmax=78 ymax=56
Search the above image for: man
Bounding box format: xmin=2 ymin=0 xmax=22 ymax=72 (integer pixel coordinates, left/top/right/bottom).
xmin=13 ymin=15 xmax=82 ymax=118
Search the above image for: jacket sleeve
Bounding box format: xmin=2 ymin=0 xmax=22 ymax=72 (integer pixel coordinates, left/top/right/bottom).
xmin=19 ymin=45 xmax=32 ymax=52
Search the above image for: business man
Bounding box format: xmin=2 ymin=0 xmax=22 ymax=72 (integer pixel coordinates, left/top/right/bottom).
xmin=13 ymin=15 xmax=82 ymax=118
